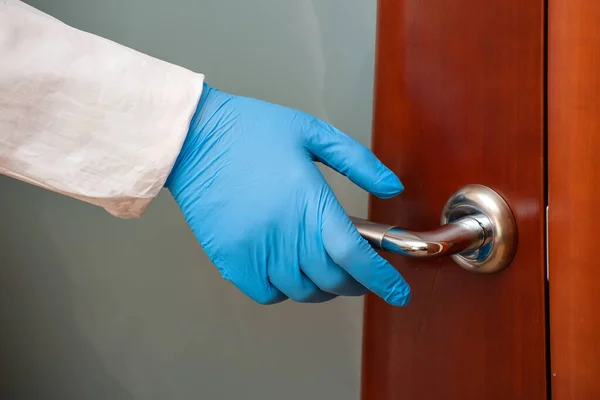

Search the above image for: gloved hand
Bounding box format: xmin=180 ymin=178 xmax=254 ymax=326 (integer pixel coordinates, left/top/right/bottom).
xmin=166 ymin=83 xmax=410 ymax=306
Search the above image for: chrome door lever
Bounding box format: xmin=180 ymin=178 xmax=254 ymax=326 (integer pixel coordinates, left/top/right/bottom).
xmin=351 ymin=214 xmax=490 ymax=258
xmin=352 ymin=184 xmax=517 ymax=274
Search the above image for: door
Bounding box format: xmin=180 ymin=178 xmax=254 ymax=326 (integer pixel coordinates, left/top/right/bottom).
xmin=361 ymin=0 xmax=547 ymax=399
xmin=548 ymin=0 xmax=600 ymax=398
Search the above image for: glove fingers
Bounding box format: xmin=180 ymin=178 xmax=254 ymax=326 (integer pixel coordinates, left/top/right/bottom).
xmin=236 ymin=277 xmax=289 ymax=306
xmin=320 ymin=197 xmax=411 ymax=306
xmin=302 ymin=118 xmax=403 ymax=199
xmin=300 ymin=249 xmax=369 ymax=297
xmin=269 ymin=268 xmax=337 ymax=303
xmin=265 ymin=230 xmax=337 ymax=303
xmin=213 ymin=256 xmax=289 ymax=305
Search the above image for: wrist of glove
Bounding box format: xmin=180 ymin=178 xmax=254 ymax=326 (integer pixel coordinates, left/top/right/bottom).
xmin=166 ymin=83 xmax=410 ymax=306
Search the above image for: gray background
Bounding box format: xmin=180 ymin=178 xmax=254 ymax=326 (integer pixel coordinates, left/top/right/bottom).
xmin=0 ymin=1 xmax=377 ymax=399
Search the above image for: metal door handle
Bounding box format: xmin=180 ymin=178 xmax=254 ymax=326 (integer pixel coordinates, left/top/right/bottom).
xmin=352 ymin=184 xmax=517 ymax=273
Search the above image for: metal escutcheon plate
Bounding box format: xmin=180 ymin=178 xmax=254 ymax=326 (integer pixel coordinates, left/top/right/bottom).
xmin=440 ymin=184 xmax=518 ymax=273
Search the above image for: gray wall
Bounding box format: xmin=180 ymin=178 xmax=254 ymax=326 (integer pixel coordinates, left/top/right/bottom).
xmin=0 ymin=1 xmax=377 ymax=399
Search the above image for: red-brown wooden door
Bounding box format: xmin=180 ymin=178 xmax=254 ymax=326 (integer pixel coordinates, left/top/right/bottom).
xmin=361 ymin=0 xmax=547 ymax=399
xmin=548 ymin=0 xmax=600 ymax=398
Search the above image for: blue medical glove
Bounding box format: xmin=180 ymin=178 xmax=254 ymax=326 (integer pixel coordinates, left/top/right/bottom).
xmin=166 ymin=83 xmax=410 ymax=306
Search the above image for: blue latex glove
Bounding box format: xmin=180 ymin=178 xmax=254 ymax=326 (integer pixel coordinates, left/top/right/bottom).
xmin=166 ymin=83 xmax=410 ymax=306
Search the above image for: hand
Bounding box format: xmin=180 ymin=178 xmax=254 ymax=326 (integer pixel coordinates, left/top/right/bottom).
xmin=166 ymin=83 xmax=410 ymax=306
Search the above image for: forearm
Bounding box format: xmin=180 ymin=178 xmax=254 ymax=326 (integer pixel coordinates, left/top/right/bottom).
xmin=0 ymin=0 xmax=204 ymax=218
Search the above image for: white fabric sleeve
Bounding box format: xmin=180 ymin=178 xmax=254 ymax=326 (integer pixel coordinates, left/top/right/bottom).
xmin=0 ymin=0 xmax=205 ymax=218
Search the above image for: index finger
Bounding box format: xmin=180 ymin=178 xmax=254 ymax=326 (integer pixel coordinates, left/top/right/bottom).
xmin=302 ymin=117 xmax=404 ymax=199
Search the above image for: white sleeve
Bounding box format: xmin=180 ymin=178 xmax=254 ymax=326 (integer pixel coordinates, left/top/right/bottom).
xmin=0 ymin=0 xmax=205 ymax=218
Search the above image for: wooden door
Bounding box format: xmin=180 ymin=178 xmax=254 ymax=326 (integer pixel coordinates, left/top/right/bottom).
xmin=548 ymin=0 xmax=600 ymax=398
xmin=362 ymin=0 xmax=547 ymax=399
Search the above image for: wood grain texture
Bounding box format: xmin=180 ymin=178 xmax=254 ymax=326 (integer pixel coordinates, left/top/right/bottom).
xmin=361 ymin=1 xmax=547 ymax=399
xmin=548 ymin=0 xmax=600 ymax=398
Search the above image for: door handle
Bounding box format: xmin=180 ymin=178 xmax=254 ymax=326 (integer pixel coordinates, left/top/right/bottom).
xmin=352 ymin=184 xmax=517 ymax=273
